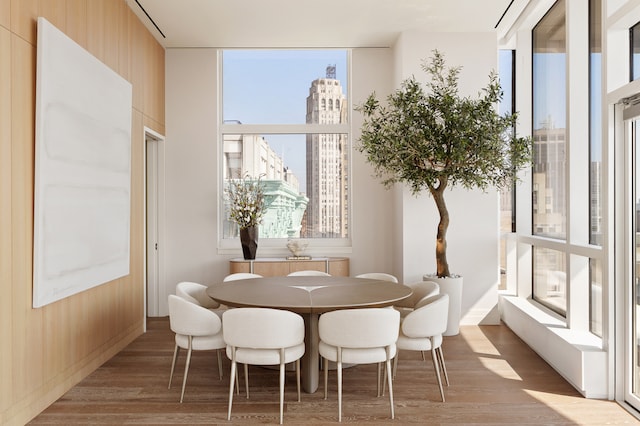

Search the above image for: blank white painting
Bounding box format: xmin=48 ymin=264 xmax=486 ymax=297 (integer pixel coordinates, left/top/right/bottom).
xmin=33 ymin=17 xmax=133 ymax=307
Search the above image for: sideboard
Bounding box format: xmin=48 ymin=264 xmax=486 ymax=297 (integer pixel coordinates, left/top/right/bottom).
xmin=229 ymin=257 xmax=349 ymax=277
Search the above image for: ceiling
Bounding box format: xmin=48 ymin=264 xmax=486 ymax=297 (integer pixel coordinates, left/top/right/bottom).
xmin=127 ymin=0 xmax=515 ymax=49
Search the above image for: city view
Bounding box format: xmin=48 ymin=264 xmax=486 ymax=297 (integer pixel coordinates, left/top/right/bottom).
xmin=222 ymin=50 xmax=349 ymax=239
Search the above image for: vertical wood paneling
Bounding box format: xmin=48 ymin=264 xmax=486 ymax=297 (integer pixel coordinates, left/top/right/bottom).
xmin=11 ymin=33 xmax=42 ymax=401
xmin=86 ymin=0 xmax=106 ymax=63
xmin=0 ymin=27 xmax=12 ymax=417
xmin=1 ymin=0 xmax=10 ymax=29
xmin=38 ymin=0 xmax=66 ymax=32
xmin=10 ymin=0 xmax=37 ymax=44
xmin=117 ymin=0 xmax=129 ymax=80
xmin=129 ymin=12 xmax=145 ymax=112
xmin=1 ymin=1 xmax=165 ymax=424
xmin=65 ymin=0 xmax=87 ymax=49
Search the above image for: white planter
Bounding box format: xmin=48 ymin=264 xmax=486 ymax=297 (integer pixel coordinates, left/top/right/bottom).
xmin=423 ymin=274 xmax=463 ymax=336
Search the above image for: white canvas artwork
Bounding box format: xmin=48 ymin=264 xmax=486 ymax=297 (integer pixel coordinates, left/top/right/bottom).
xmin=33 ymin=17 xmax=133 ymax=308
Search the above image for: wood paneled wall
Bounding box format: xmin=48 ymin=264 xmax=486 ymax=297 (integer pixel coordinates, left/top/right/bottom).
xmin=0 ymin=1 xmax=165 ymax=424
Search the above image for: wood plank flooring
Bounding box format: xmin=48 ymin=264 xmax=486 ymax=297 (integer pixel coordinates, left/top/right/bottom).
xmin=29 ymin=318 xmax=639 ymax=424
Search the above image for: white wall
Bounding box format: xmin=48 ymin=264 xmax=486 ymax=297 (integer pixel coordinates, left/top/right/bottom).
xmin=393 ymin=32 xmax=501 ymax=325
xmin=164 ymin=48 xmax=221 ymax=315
xmin=162 ymin=48 xmax=400 ymax=314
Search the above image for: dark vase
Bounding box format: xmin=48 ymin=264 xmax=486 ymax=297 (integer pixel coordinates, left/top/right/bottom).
xmin=239 ymin=226 xmax=258 ymax=260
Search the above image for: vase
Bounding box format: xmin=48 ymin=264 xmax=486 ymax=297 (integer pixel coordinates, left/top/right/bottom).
xmin=423 ymin=274 xmax=463 ymax=336
xmin=239 ymin=226 xmax=258 ymax=260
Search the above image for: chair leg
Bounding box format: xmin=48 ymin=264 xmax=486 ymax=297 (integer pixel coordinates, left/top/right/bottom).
xmin=244 ymin=363 xmax=250 ymax=399
xmin=235 ymin=364 xmax=240 ymax=395
xmin=437 ymin=346 xmax=450 ymax=386
xmin=323 ymin=357 xmax=329 ymax=399
xmin=168 ymin=344 xmax=180 ymax=389
xmin=296 ymin=359 xmax=301 ymax=402
xmin=392 ymin=352 xmax=399 ymax=379
xmin=381 ymin=361 xmax=386 ymax=396
xmin=180 ymin=341 xmax=193 ymax=403
xmin=217 ymin=349 xmax=223 ymax=380
xmin=227 ymin=359 xmax=237 ymax=421
xmin=279 ymin=361 xmax=285 ymax=425
xmin=376 ymin=362 xmax=381 ymax=397
xmin=430 ymin=348 xmax=445 ymax=402
xmin=337 ymin=359 xmax=343 ymax=422
xmin=386 ymin=358 xmax=395 ymax=419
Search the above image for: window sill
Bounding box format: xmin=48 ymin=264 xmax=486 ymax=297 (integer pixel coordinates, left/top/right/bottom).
xmin=499 ymin=294 xmax=607 ymax=399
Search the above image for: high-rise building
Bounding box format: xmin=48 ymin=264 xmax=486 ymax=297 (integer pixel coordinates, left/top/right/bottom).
xmin=222 ymin=132 xmax=308 ymax=239
xmin=304 ymin=66 xmax=348 ymax=238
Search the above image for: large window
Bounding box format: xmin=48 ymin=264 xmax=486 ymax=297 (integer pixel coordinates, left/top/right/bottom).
xmin=221 ymin=50 xmax=350 ymax=241
xmin=589 ymin=0 xmax=603 ymax=336
xmin=532 ymin=0 xmax=567 ymax=312
xmin=532 ymin=0 xmax=566 ymax=240
xmin=499 ymin=49 xmax=515 ymax=290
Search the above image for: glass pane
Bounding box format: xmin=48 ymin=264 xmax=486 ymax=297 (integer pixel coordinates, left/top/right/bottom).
xmin=590 ymin=258 xmax=603 ymax=337
xmin=631 ymin=21 xmax=640 ymax=81
xmin=633 ymin=120 xmax=640 ymax=397
xmin=590 ymin=0 xmax=603 ymax=245
xmin=222 ymin=50 xmax=348 ymax=124
xmin=533 ymin=247 xmax=567 ymax=315
xmin=499 ymin=49 xmax=515 ymax=290
xmin=222 ymin=133 xmax=348 ymax=239
xmin=532 ymin=0 xmax=567 ymax=239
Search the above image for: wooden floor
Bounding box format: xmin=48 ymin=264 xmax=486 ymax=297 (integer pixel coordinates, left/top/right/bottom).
xmin=30 ymin=318 xmax=639 ymax=425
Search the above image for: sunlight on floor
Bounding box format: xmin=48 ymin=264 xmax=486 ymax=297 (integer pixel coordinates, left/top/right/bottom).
xmin=478 ymin=356 xmax=523 ymax=381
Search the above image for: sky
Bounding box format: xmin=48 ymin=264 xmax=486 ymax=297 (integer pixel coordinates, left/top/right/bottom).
xmin=223 ymin=50 xmax=348 ymax=188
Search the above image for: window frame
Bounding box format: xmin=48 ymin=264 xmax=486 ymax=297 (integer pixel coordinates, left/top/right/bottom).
xmin=217 ymin=49 xmax=353 ymax=254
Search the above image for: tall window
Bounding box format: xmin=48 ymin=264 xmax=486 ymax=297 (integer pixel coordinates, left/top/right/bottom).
xmin=590 ymin=0 xmax=603 ymax=246
xmin=532 ymin=0 xmax=567 ymax=313
xmin=221 ymin=50 xmax=350 ymax=241
xmin=631 ymin=20 xmax=640 ymax=81
xmin=589 ymin=0 xmax=603 ymax=336
xmin=499 ymin=49 xmax=515 ymax=290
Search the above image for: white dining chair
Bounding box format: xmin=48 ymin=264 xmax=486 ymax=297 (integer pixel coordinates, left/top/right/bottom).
xmin=393 ymin=280 xmax=440 ymax=318
xmin=175 ymin=281 xmax=227 ymax=317
xmin=393 ymin=293 xmax=450 ymax=402
xmin=167 ymin=294 xmax=225 ymax=402
xmin=287 ymin=270 xmax=331 ymax=277
xmin=355 ymin=272 xmax=399 ymax=283
xmin=223 ymin=272 xmax=263 ymax=281
xmin=223 ymin=307 xmax=305 ymax=424
xmin=319 ymin=307 xmax=400 ymax=422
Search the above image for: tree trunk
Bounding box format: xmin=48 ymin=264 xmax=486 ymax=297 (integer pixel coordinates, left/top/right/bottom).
xmin=430 ymin=179 xmax=450 ymax=278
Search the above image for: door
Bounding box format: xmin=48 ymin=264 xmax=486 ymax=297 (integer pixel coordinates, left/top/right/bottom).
xmin=623 ymin=101 xmax=640 ymax=410
xmin=145 ymin=130 xmax=164 ymax=317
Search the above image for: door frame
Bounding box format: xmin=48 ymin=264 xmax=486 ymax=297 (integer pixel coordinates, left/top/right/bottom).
xmin=144 ymin=127 xmax=166 ymax=319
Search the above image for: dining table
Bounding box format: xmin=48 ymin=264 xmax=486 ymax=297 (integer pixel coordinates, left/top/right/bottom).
xmin=206 ymin=276 xmax=412 ymax=393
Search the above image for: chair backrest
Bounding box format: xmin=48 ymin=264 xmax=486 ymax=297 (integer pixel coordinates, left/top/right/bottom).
xmin=222 ymin=272 xmax=263 ymax=282
xmin=222 ymin=308 xmax=305 ymax=349
xmin=168 ymin=294 xmax=222 ymax=336
xmin=287 ymin=270 xmax=331 ymax=277
xmin=401 ymin=293 xmax=449 ymax=338
xmin=355 ymin=272 xmax=399 ymax=283
xmin=176 ymin=281 xmax=219 ymax=309
xmin=319 ymin=308 xmax=400 ymax=348
xmin=395 ymin=280 xmax=440 ymax=309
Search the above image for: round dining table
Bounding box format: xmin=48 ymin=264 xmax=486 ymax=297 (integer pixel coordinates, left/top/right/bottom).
xmin=206 ymin=276 xmax=412 ymax=393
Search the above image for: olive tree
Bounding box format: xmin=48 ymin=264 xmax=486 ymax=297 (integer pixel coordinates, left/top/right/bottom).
xmin=357 ymin=50 xmax=531 ymax=278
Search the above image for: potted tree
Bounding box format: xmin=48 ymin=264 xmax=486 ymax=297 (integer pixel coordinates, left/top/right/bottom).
xmin=357 ymin=50 xmax=531 ymax=335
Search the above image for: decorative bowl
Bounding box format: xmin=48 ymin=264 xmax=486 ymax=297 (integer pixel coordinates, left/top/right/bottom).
xmin=287 ymin=240 xmax=308 ymax=257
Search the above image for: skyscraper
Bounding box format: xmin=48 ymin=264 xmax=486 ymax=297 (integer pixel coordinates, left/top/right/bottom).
xmin=304 ymin=66 xmax=348 ymax=238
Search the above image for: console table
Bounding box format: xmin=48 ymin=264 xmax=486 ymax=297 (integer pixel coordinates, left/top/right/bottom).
xmin=229 ymin=257 xmax=349 ymax=276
